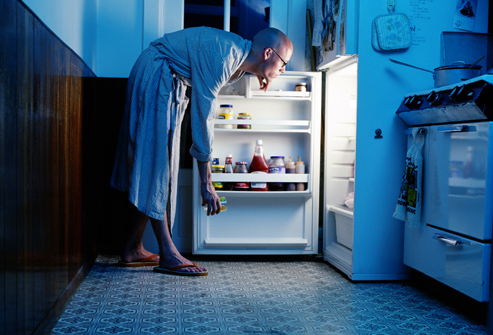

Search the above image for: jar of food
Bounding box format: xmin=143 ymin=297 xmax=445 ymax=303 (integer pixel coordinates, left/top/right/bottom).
xmin=211 ymin=164 xmax=224 ymax=190
xmin=268 ymin=156 xmax=286 ymax=191
xmin=215 ymin=104 xmax=234 ymax=129
xmin=212 ymin=165 xmax=224 ymax=173
xmin=295 ymin=82 xmax=307 ymax=92
xmin=233 ymin=161 xmax=249 ymax=191
xmin=237 ymin=112 xmax=251 ymax=129
xmin=285 ymin=156 xmax=296 ymax=191
xmin=223 ymin=154 xmax=234 ymax=190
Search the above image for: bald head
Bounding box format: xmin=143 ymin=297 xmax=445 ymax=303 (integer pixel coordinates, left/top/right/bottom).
xmin=239 ymin=28 xmax=293 ymax=91
xmin=252 ymin=28 xmax=293 ymax=55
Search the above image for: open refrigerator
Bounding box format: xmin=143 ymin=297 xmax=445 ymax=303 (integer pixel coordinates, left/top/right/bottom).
xmin=192 ymin=71 xmax=321 ymax=255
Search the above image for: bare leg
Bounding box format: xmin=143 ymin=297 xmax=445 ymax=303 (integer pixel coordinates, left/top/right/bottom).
xmin=150 ymin=214 xmax=207 ymax=273
xmin=120 ymin=204 xmax=159 ymax=263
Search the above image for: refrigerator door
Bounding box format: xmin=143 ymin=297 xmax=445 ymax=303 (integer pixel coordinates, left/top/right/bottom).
xmin=425 ymin=122 xmax=493 ymax=240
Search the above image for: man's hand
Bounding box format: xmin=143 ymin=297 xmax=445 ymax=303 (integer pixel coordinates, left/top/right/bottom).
xmin=257 ymin=75 xmax=271 ymax=92
xmin=201 ymin=182 xmax=221 ymax=216
xmin=197 ymin=160 xmax=222 ymax=216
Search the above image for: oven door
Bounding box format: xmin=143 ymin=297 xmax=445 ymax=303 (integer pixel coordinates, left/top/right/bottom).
xmin=425 ymin=122 xmax=493 ymax=240
xmin=426 ymin=226 xmax=491 ymax=302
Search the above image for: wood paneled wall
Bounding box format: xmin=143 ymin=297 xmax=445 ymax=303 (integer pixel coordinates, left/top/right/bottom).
xmin=0 ymin=0 xmax=97 ymax=333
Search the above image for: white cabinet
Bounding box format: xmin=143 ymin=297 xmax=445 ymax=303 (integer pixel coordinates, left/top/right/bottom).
xmin=192 ymin=71 xmax=321 ymax=255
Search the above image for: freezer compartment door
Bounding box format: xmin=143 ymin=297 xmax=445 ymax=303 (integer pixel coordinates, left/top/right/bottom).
xmin=425 ymin=122 xmax=493 ymax=240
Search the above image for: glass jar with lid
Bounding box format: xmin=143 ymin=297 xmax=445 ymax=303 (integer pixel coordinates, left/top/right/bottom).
xmin=295 ymin=82 xmax=307 ymax=92
xmin=233 ymin=161 xmax=249 ymax=191
xmin=215 ymin=104 xmax=234 ymax=129
xmin=268 ymin=156 xmax=286 ymax=191
xmin=211 ymin=164 xmax=224 ymax=190
xmin=237 ymin=112 xmax=251 ymax=129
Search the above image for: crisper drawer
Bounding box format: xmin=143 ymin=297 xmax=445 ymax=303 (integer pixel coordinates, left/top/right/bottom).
xmin=425 ymin=226 xmax=491 ymax=302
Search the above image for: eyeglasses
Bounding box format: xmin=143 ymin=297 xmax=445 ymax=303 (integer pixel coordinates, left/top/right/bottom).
xmin=270 ymin=48 xmax=287 ymax=68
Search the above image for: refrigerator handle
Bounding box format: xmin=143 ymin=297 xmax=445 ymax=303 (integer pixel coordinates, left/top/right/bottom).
xmin=437 ymin=125 xmax=473 ymax=133
xmin=433 ymin=233 xmax=462 ymax=247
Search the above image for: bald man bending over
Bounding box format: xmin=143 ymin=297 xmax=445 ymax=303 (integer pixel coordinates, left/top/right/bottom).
xmin=111 ymin=27 xmax=293 ymax=275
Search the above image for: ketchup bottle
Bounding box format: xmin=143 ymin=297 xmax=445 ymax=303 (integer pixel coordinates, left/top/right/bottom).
xmin=249 ymin=139 xmax=269 ymax=191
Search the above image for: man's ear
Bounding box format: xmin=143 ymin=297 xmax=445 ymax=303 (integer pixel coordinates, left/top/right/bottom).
xmin=262 ymin=48 xmax=272 ymax=61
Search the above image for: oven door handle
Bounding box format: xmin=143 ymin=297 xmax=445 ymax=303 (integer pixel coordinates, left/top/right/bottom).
xmin=437 ymin=125 xmax=477 ymax=133
xmin=433 ymin=233 xmax=462 ymax=246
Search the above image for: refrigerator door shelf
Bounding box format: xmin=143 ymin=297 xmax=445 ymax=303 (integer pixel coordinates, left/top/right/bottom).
xmin=249 ymin=90 xmax=311 ymax=99
xmin=211 ymin=173 xmax=309 ymax=183
xmin=216 ymin=190 xmax=312 ymax=198
xmin=203 ymin=238 xmax=308 ymax=249
xmin=214 ymin=119 xmax=311 ymax=132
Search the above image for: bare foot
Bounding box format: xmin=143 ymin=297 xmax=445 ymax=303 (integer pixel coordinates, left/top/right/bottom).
xmin=160 ymin=254 xmax=207 ymax=273
xmin=121 ymin=249 xmax=159 ymax=263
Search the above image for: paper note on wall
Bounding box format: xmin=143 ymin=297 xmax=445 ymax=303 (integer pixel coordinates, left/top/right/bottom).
xmin=453 ymin=0 xmax=477 ymax=31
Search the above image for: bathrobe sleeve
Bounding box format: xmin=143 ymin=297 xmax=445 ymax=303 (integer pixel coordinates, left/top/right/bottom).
xmin=187 ymin=33 xmax=250 ymax=162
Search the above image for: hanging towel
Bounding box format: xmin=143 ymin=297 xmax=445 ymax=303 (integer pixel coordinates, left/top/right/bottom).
xmin=393 ymin=128 xmax=425 ymax=227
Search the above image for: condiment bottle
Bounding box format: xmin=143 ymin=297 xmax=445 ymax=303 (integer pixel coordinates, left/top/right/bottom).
xmin=268 ymin=156 xmax=286 ymax=191
xmin=233 ymin=162 xmax=249 ymax=191
xmin=295 ymin=156 xmax=305 ymax=191
xmin=285 ymin=156 xmax=296 ymax=191
xmin=211 ymin=165 xmax=224 ymax=190
xmin=223 ymin=154 xmax=234 ymax=191
xmin=249 ymin=139 xmax=269 ymax=191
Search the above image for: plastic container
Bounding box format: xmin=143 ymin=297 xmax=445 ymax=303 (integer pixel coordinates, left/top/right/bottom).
xmin=237 ymin=112 xmax=251 ymax=129
xmin=249 ymin=140 xmax=269 ymax=191
xmin=215 ymin=104 xmax=234 ymax=129
xmin=295 ymin=156 xmax=305 ymax=191
xmin=268 ymin=156 xmax=286 ymax=191
xmin=223 ymin=154 xmax=234 ymax=190
xmin=233 ymin=161 xmax=249 ymax=191
xmin=285 ymin=156 xmax=296 ymax=191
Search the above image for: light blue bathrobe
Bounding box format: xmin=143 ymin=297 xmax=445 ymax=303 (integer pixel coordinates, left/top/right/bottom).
xmin=111 ymin=27 xmax=251 ymax=223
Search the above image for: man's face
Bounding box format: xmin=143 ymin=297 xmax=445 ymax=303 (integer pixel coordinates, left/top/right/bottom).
xmin=262 ymin=47 xmax=292 ymax=83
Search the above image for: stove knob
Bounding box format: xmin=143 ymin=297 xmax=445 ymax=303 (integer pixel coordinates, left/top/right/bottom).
xmin=456 ymin=86 xmax=474 ymax=102
xmin=404 ymin=95 xmax=423 ymax=109
xmin=403 ymin=96 xmax=412 ymax=106
xmin=449 ymin=86 xmax=461 ymax=100
xmin=426 ymin=91 xmax=442 ymax=106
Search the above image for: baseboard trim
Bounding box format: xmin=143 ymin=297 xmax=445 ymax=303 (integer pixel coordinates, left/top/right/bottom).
xmin=33 ymin=250 xmax=97 ymax=335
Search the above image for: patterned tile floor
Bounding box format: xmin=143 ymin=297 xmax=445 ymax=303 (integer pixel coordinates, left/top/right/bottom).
xmin=51 ymin=255 xmax=487 ymax=335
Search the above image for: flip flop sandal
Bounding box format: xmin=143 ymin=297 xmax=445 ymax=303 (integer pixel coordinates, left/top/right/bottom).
xmin=117 ymin=254 xmax=159 ymax=267
xmin=153 ymin=262 xmax=208 ymax=276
